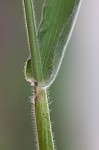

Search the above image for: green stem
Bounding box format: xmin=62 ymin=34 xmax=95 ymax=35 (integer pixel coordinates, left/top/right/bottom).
xmin=23 ymin=1 xmax=54 ymax=149
xmin=35 ymin=86 xmax=54 ymax=150
xmin=23 ymin=0 xmax=43 ymax=82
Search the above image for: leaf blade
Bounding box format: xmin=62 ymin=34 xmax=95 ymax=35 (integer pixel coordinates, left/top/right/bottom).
xmin=38 ymin=0 xmax=82 ymax=86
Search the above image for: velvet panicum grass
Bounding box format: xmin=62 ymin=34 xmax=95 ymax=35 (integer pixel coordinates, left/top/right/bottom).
xmin=22 ymin=0 xmax=82 ymax=149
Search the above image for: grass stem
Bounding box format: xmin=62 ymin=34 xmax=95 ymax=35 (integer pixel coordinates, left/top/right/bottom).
xmin=23 ymin=0 xmax=43 ymax=82
xmin=34 ymin=86 xmax=54 ymax=150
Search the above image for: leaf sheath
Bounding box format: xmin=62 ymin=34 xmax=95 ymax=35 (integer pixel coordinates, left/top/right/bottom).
xmin=35 ymin=87 xmax=54 ymax=150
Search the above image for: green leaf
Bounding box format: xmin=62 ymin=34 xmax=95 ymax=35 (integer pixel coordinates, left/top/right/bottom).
xmin=38 ymin=0 xmax=82 ymax=86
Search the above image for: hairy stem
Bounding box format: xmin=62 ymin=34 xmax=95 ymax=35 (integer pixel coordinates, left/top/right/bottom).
xmin=23 ymin=0 xmax=54 ymax=149
xmin=34 ymin=86 xmax=54 ymax=150
xmin=23 ymin=0 xmax=43 ymax=82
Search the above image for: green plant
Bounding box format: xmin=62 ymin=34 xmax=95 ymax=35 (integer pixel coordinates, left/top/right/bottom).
xmin=22 ymin=0 xmax=82 ymax=149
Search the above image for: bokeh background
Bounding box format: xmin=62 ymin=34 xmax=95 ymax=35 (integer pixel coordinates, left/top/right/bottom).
xmin=0 ymin=0 xmax=99 ymax=150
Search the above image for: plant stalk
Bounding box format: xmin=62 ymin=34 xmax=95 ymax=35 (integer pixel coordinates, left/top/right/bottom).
xmin=23 ymin=0 xmax=43 ymax=82
xmin=23 ymin=0 xmax=54 ymax=149
xmin=34 ymin=85 xmax=54 ymax=150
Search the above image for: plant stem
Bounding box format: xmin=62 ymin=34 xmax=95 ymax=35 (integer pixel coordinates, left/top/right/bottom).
xmin=34 ymin=85 xmax=54 ymax=150
xmin=23 ymin=0 xmax=43 ymax=82
xmin=23 ymin=1 xmax=54 ymax=149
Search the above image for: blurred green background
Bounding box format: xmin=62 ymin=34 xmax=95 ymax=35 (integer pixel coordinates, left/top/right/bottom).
xmin=0 ymin=0 xmax=99 ymax=150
